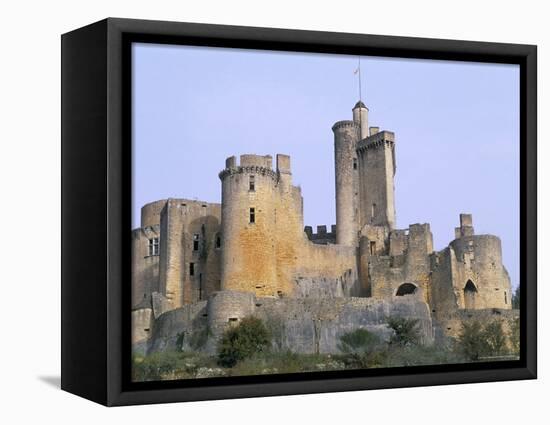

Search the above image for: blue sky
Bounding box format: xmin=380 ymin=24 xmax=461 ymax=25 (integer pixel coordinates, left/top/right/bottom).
xmin=132 ymin=43 xmax=519 ymax=289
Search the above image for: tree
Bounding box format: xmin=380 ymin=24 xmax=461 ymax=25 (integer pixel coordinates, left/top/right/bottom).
xmin=217 ymin=317 xmax=271 ymax=367
xmin=512 ymin=286 xmax=520 ymax=309
xmin=387 ymin=316 xmax=421 ymax=347
xmin=457 ymin=320 xmax=487 ymax=361
xmin=483 ymin=320 xmax=507 ymax=356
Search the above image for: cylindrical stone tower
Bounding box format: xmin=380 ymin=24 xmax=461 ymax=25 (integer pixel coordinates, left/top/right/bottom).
xmin=332 ymin=119 xmax=360 ymax=246
xmin=352 ymin=101 xmax=369 ymax=140
xmin=219 ymin=154 xmax=278 ymax=297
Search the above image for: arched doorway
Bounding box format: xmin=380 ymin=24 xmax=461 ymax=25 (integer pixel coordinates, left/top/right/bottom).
xmin=396 ymin=283 xmax=417 ymax=296
xmin=464 ymin=279 xmax=478 ymax=309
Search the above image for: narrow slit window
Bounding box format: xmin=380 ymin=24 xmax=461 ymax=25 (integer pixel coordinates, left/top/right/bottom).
xmin=249 ymin=207 xmax=255 ymax=224
xmin=371 ymin=203 xmax=376 ymax=219
xmin=189 ymin=262 xmax=195 ymax=276
xmin=369 ymin=241 xmax=376 ymax=255
xmin=193 ymin=234 xmax=200 ymax=251
xmin=215 ymin=234 xmax=221 ymax=249
xmin=504 ymin=291 xmax=507 ymax=304
xmin=249 ymin=175 xmax=255 ymax=191
xmin=353 ymin=158 xmax=357 ymax=170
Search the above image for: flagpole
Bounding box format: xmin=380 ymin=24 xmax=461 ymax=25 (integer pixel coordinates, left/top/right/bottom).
xmin=358 ymin=57 xmax=362 ymax=104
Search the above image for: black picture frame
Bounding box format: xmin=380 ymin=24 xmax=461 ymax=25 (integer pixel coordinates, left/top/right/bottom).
xmin=61 ymin=17 xmax=537 ymax=406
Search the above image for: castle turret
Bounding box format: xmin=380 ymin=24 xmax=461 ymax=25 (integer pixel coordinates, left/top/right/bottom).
xmin=332 ymin=119 xmax=360 ymax=246
xmin=356 ymin=130 xmax=396 ymax=230
xmin=219 ymin=154 xmax=278 ymax=296
xmin=352 ymin=101 xmax=369 ymax=140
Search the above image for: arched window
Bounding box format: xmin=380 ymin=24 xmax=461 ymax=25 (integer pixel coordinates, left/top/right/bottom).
xmin=464 ymin=279 xmax=478 ymax=309
xmin=396 ymin=283 xmax=417 ymax=296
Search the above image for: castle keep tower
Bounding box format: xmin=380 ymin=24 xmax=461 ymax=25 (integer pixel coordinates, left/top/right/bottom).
xmin=356 ymin=128 xmax=396 ymax=230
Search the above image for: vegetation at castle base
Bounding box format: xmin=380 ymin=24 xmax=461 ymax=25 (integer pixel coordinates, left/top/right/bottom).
xmin=217 ymin=317 xmax=271 ymax=367
xmin=131 ymin=316 xmax=521 ymax=382
xmin=512 ymin=286 xmax=520 ymax=309
xmin=387 ymin=317 xmax=421 ymax=347
xmin=337 ymin=329 xmax=387 ymax=368
xmin=456 ymin=319 xmax=512 ymax=361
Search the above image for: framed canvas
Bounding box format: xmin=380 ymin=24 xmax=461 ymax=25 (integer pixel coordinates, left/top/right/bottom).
xmin=61 ymin=18 xmax=537 ymax=406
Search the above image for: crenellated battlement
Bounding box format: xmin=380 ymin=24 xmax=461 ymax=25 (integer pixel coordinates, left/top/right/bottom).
xmin=332 ymin=120 xmax=360 ymax=131
xmin=304 ymin=224 xmax=337 ymax=245
xmin=356 ymin=130 xmax=395 ymax=153
xmin=219 ymin=153 xmax=292 ymax=182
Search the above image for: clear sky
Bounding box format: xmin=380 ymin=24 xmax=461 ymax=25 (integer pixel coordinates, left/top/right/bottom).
xmin=132 ymin=42 xmax=519 ymax=289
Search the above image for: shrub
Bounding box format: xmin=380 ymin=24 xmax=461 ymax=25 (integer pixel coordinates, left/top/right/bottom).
xmin=483 ymin=320 xmax=507 ymax=356
xmin=387 ymin=316 xmax=421 ymax=347
xmin=132 ymin=351 xmax=189 ymax=381
xmin=511 ymin=286 xmax=520 ymax=309
xmin=217 ymin=317 xmax=271 ymax=367
xmin=338 ymin=329 xmax=386 ymax=368
xmin=456 ymin=320 xmax=487 ymax=361
xmin=509 ymin=317 xmax=520 ymax=355
xmin=456 ymin=319 xmax=509 ymax=361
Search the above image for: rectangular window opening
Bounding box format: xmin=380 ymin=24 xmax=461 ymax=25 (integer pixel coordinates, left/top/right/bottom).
xmin=249 ymin=175 xmax=255 ymax=191
xmin=353 ymin=158 xmax=357 ymax=170
xmin=189 ymin=262 xmax=195 ymax=276
xmin=249 ymin=207 xmax=255 ymax=224
xmin=193 ymin=233 xmax=200 ymax=251
xmin=148 ymin=237 xmax=159 ymax=256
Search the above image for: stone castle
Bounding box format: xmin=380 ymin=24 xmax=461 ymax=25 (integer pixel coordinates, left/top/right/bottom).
xmin=132 ymin=101 xmax=516 ymax=354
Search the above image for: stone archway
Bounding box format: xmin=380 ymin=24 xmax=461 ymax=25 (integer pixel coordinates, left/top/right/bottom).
xmin=396 ymin=282 xmax=417 ymax=296
xmin=464 ymin=279 xmax=478 ymax=309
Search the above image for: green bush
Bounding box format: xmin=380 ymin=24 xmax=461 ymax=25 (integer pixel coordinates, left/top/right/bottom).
xmin=456 ymin=319 xmax=509 ymax=361
xmin=387 ymin=317 xmax=421 ymax=347
xmin=509 ymin=317 xmax=520 ymax=355
xmin=483 ymin=320 xmax=507 ymax=356
xmin=338 ymin=328 xmax=387 ymax=368
xmin=456 ymin=320 xmax=487 ymax=361
xmin=132 ymin=351 xmax=192 ymax=381
xmin=511 ymin=286 xmax=520 ymax=309
xmin=217 ymin=317 xmax=271 ymax=367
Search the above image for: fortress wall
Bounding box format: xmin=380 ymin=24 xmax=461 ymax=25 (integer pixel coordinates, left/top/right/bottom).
xmin=292 ymin=241 xmax=359 ymax=297
xmin=140 ymin=199 xmax=167 ymax=228
xmin=207 ymin=290 xmax=256 ymax=333
xmin=450 ymin=235 xmax=512 ymax=309
xmin=370 ymin=223 xmax=433 ymax=302
xmin=403 ymin=224 xmax=433 ymax=302
xmin=146 ymin=293 xmax=434 ymax=355
xmin=147 ymin=301 xmax=208 ymax=353
xmin=434 ymin=308 xmax=519 ymax=342
xmin=159 ymin=199 xmax=221 ymax=308
xmin=430 ymin=247 xmax=460 ymax=319
xmin=131 ymin=308 xmax=153 ymax=345
xmin=131 ymin=227 xmax=160 ymax=308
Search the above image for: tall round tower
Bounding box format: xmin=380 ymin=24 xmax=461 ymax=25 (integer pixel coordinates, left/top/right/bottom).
xmin=332 ymin=118 xmax=360 ymax=246
xmin=219 ymin=154 xmax=278 ymax=297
